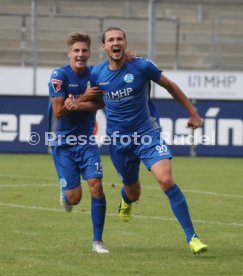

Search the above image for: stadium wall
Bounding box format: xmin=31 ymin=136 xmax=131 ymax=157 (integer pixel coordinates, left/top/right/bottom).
xmin=1 ymin=67 xmax=243 ymax=99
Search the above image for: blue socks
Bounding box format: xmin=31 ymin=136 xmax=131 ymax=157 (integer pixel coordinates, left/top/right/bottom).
xmin=91 ymin=196 xmax=106 ymax=241
xmin=121 ymin=184 xmax=196 ymax=242
xmin=165 ymin=184 xmax=196 ymax=242
xmin=121 ymin=187 xmax=133 ymax=204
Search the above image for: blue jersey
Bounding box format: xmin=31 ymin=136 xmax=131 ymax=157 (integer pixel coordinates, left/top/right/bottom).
xmin=48 ymin=64 xmax=95 ymax=145
xmin=90 ymin=57 xmax=161 ymax=136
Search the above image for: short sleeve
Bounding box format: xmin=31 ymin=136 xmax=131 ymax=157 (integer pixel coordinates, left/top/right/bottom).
xmin=48 ymin=68 xmax=67 ymax=97
xmin=134 ymin=57 xmax=162 ymax=82
xmin=90 ymin=66 xmax=98 ymax=87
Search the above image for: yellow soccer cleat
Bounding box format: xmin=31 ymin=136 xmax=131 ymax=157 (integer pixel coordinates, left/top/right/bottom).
xmin=189 ymin=235 xmax=208 ymax=254
xmin=118 ymin=198 xmax=132 ymax=222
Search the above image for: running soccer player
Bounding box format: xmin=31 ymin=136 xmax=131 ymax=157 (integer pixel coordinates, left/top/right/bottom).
xmin=48 ymin=32 xmax=109 ymax=253
xmin=89 ymin=27 xmax=208 ymax=254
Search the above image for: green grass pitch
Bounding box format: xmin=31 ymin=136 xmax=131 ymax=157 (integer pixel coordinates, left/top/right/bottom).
xmin=0 ymin=153 xmax=243 ymax=275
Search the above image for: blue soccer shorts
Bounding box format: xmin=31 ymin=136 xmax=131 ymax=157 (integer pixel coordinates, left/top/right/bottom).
xmin=109 ymin=129 xmax=173 ymax=185
xmin=51 ymin=143 xmax=103 ymax=190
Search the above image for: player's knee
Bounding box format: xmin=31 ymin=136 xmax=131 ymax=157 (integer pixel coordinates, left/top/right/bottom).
xmin=89 ymin=179 xmax=104 ymax=198
xmin=67 ymin=194 xmax=81 ymax=205
xmin=91 ymin=185 xmax=104 ymax=198
xmin=66 ymin=191 xmax=82 ymax=205
xmin=158 ymin=176 xmax=174 ymax=190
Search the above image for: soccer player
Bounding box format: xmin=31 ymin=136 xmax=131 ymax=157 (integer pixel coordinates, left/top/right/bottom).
xmin=48 ymin=32 xmax=109 ymax=253
xmin=89 ymin=27 xmax=208 ymax=254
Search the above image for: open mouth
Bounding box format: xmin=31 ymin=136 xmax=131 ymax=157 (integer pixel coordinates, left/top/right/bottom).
xmin=76 ymin=58 xmax=85 ymax=63
xmin=112 ymin=47 xmax=121 ymax=54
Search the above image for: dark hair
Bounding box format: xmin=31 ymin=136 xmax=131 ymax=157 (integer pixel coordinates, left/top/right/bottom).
xmin=66 ymin=32 xmax=91 ymax=48
xmin=101 ymin=27 xmax=126 ymax=43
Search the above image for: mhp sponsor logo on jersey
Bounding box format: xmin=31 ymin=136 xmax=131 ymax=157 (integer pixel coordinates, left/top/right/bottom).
xmin=103 ymin=87 xmax=133 ymax=100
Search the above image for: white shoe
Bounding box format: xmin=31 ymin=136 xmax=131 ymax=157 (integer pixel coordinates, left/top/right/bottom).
xmin=60 ymin=193 xmax=73 ymax=212
xmin=92 ymin=241 xmax=109 ymax=254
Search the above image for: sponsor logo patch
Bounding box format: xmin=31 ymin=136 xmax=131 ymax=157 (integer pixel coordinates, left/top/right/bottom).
xmin=52 ymin=79 xmax=62 ymax=92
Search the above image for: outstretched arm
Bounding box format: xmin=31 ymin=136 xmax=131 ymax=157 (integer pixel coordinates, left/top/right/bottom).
xmin=156 ymin=75 xmax=202 ymax=129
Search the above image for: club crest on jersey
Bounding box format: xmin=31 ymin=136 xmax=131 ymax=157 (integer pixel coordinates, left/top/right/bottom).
xmin=53 ymin=70 xmax=58 ymax=76
xmin=52 ymin=79 xmax=62 ymax=92
xmin=124 ymin=74 xmax=134 ymax=83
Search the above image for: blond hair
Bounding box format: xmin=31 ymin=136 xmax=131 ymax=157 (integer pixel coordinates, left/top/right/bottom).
xmin=66 ymin=32 xmax=91 ymax=48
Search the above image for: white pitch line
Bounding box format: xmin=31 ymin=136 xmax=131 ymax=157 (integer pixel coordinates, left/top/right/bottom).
xmin=0 ymin=184 xmax=56 ymax=188
xmin=0 ymin=202 xmax=243 ymax=228
xmin=0 ymin=180 xmax=243 ymax=200
xmin=183 ymin=189 xmax=243 ymax=199
xmin=142 ymin=185 xmax=243 ymax=199
xmin=0 ymin=173 xmax=55 ymax=181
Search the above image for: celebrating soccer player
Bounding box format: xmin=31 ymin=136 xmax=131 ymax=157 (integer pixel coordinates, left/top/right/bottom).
xmin=48 ymin=32 xmax=109 ymax=253
xmin=89 ymin=27 xmax=208 ymax=254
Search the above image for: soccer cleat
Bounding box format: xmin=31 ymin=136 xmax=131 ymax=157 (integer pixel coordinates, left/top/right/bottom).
xmin=60 ymin=192 xmax=73 ymax=212
xmin=92 ymin=241 xmax=109 ymax=254
xmin=118 ymin=198 xmax=132 ymax=222
xmin=189 ymin=235 xmax=208 ymax=254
